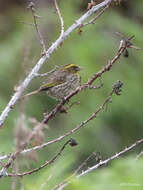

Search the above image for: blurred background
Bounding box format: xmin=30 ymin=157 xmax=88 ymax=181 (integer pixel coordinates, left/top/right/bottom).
xmin=0 ymin=0 xmax=143 ymax=189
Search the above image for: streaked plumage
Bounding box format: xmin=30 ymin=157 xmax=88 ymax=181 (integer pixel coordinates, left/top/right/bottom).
xmin=23 ymin=64 xmax=81 ymax=100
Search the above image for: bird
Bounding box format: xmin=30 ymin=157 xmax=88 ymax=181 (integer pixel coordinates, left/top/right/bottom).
xmin=22 ymin=64 xmax=82 ymax=100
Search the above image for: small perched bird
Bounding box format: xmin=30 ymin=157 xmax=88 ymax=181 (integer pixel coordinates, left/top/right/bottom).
xmin=23 ymin=64 xmax=81 ymax=100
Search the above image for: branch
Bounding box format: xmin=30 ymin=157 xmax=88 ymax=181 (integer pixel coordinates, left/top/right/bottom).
xmin=6 ymin=139 xmax=77 ymax=177
xmin=77 ymin=139 xmax=143 ymax=177
xmin=41 ymin=38 xmax=128 ymax=124
xmin=0 ymin=80 xmax=122 ymax=162
xmin=54 ymin=0 xmax=64 ymax=37
xmin=0 ymin=0 xmax=113 ymax=128
xmin=83 ymin=4 xmax=109 ymax=26
xmin=34 ymin=65 xmax=59 ymax=77
xmin=136 ymin=150 xmax=143 ymax=159
xmin=28 ymin=2 xmax=46 ymax=52
xmin=51 ymin=152 xmax=96 ymax=190
xmin=56 ymin=138 xmax=143 ymax=190
xmin=0 ymin=33 xmax=138 ymax=162
xmin=0 ymin=79 xmax=119 ymax=177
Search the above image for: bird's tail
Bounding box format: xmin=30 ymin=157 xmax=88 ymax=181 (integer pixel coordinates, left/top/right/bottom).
xmin=21 ymin=90 xmax=39 ymax=100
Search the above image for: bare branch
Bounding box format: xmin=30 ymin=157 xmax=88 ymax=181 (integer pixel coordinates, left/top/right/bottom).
xmin=54 ymin=0 xmax=64 ymax=37
xmin=28 ymin=2 xmax=46 ymax=52
xmin=0 ymin=0 xmax=114 ymax=128
xmin=34 ymin=65 xmax=59 ymax=77
xmin=0 ymin=80 xmax=122 ymax=163
xmin=42 ymin=38 xmax=128 ymax=124
xmin=77 ymin=139 xmax=143 ymax=178
xmin=136 ymin=150 xmax=143 ymax=159
xmin=56 ymin=138 xmax=143 ymax=190
xmin=0 ymin=33 xmax=138 ymax=162
xmin=83 ymin=4 xmax=109 ymax=26
xmin=6 ymin=139 xmax=77 ymax=177
xmin=51 ymin=152 xmax=96 ymax=190
xmin=0 ymin=79 xmax=120 ymax=177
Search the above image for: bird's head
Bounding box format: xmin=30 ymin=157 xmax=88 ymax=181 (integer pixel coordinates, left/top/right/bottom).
xmin=63 ymin=64 xmax=82 ymax=74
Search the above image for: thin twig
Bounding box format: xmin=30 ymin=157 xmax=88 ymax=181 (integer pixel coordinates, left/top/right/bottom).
xmin=136 ymin=150 xmax=143 ymax=159
xmin=77 ymin=139 xmax=143 ymax=178
xmin=34 ymin=65 xmax=59 ymax=77
xmin=42 ymin=38 xmax=127 ymax=124
xmin=56 ymin=138 xmax=143 ymax=190
xmin=0 ymin=81 xmax=115 ymax=178
xmin=0 ymin=80 xmax=121 ymax=162
xmin=51 ymin=152 xmax=95 ymax=190
xmin=40 ymin=172 xmax=54 ymax=190
xmin=0 ymin=3 xmax=121 ymax=170
xmin=0 ymin=151 xmax=21 ymax=178
xmin=28 ymin=2 xmax=46 ymax=52
xmin=7 ymin=139 xmax=75 ymax=177
xmin=0 ymin=0 xmax=114 ymax=128
xmin=83 ymin=5 xmax=109 ymax=26
xmin=54 ymin=0 xmax=64 ymax=37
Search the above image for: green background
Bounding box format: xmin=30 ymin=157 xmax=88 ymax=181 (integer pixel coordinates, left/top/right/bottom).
xmin=0 ymin=0 xmax=143 ymax=189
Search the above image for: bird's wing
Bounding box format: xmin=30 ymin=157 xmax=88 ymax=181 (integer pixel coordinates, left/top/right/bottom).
xmin=39 ymin=79 xmax=65 ymax=91
xmin=39 ymin=70 xmax=67 ymax=91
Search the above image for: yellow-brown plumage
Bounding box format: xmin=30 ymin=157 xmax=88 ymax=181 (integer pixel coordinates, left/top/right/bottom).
xmin=23 ymin=64 xmax=81 ymax=100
